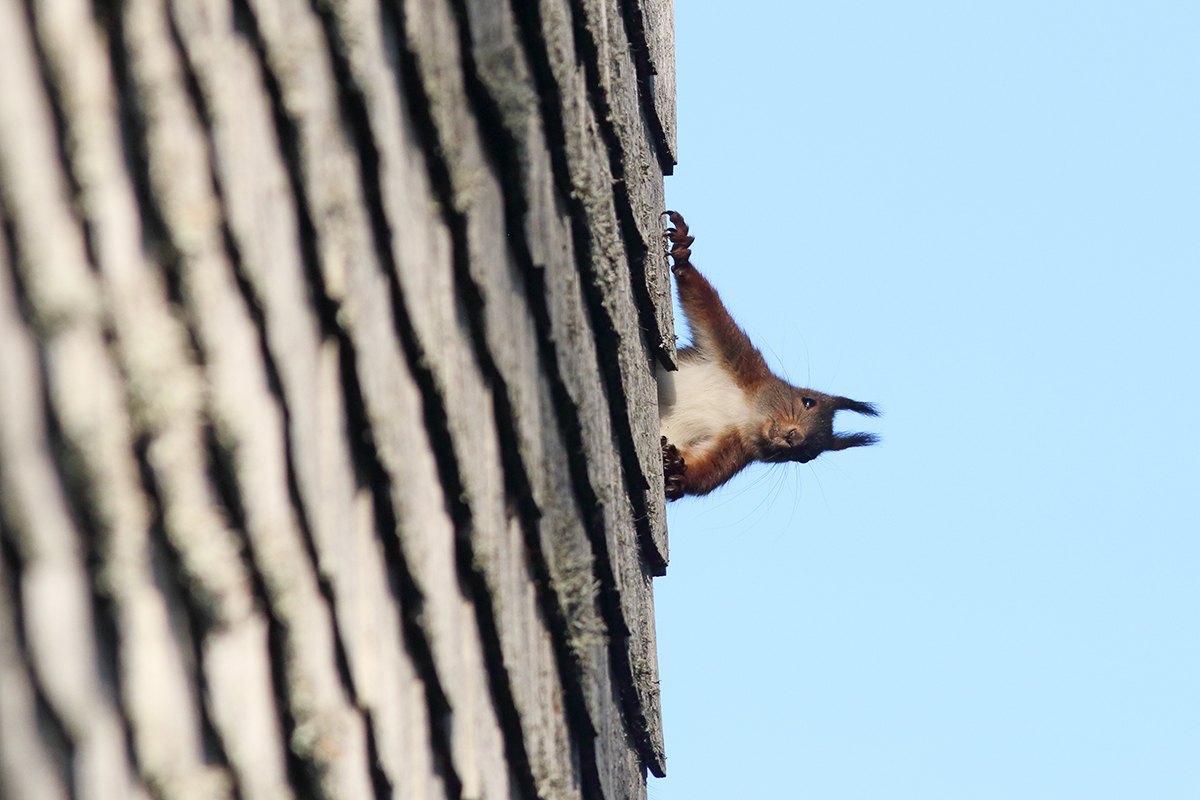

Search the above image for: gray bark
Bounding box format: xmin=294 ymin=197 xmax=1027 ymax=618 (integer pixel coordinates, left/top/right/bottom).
xmin=0 ymin=0 xmax=677 ymax=797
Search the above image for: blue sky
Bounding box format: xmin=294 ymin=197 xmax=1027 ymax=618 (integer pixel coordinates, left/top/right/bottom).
xmin=653 ymin=2 xmax=1198 ymax=797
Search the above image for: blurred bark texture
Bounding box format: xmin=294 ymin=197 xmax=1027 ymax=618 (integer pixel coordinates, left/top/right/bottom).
xmin=0 ymin=0 xmax=678 ymax=796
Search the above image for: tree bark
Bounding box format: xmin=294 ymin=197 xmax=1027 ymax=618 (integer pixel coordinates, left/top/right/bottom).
xmin=0 ymin=0 xmax=676 ymax=797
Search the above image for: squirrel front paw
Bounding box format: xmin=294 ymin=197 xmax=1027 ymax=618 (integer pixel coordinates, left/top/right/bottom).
xmin=662 ymin=436 xmax=687 ymax=500
xmin=663 ymin=211 xmax=695 ymax=273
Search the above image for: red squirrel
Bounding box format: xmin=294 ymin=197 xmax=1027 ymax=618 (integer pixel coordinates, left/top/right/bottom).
xmin=659 ymin=211 xmax=879 ymax=499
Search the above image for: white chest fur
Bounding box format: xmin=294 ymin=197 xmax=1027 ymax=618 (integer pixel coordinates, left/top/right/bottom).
xmin=657 ymin=357 xmax=756 ymax=450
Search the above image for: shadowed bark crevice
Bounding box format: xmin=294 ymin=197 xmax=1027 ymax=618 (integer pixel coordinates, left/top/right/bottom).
xmin=559 ymin=0 xmax=671 ymax=410
xmin=0 ymin=525 xmax=78 ymax=800
xmin=334 ymin=328 xmax=463 ymax=800
xmin=0 ymin=0 xmax=672 ymax=792
xmin=21 ymin=0 xmax=98 ymax=271
xmin=505 ymin=0 xmax=666 ymax=772
xmin=1 ymin=196 xmax=147 ymax=793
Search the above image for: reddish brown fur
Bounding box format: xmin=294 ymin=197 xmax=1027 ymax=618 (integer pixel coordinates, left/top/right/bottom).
xmin=660 ymin=211 xmax=879 ymax=499
xmin=669 ymin=429 xmax=758 ymax=496
xmin=668 ymin=244 xmax=774 ymax=393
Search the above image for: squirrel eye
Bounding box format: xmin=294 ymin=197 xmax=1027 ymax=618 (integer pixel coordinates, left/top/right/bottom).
xmin=801 ymin=397 xmax=816 ymax=410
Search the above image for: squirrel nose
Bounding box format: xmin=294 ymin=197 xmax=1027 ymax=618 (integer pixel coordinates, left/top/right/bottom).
xmin=784 ymin=428 xmax=801 ymax=445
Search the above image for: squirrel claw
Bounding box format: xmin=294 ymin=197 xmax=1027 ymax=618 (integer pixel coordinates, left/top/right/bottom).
xmin=662 ymin=436 xmax=687 ymax=500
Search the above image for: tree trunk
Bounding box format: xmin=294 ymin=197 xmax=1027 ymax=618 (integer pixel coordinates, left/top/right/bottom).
xmin=0 ymin=0 xmax=678 ymax=797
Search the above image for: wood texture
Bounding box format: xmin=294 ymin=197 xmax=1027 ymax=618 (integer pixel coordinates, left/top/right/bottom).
xmin=0 ymin=0 xmax=677 ymax=796
xmin=637 ymin=0 xmax=678 ymax=166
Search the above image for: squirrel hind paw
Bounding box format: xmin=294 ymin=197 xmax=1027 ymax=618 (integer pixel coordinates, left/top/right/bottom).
xmin=662 ymin=436 xmax=687 ymax=500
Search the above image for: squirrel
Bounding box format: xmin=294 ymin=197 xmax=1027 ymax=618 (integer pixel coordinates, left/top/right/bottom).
xmin=659 ymin=211 xmax=879 ymax=499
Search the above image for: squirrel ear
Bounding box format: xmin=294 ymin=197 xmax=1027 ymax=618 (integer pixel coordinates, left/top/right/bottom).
xmin=830 ymin=432 xmax=880 ymax=450
xmin=834 ymin=397 xmax=880 ymax=417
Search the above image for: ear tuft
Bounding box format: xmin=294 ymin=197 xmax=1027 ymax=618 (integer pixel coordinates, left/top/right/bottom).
xmin=830 ymin=432 xmax=880 ymax=450
xmin=835 ymin=398 xmax=880 ymax=417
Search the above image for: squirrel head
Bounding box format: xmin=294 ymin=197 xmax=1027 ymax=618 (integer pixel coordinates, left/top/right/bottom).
xmin=757 ymin=386 xmax=880 ymax=464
